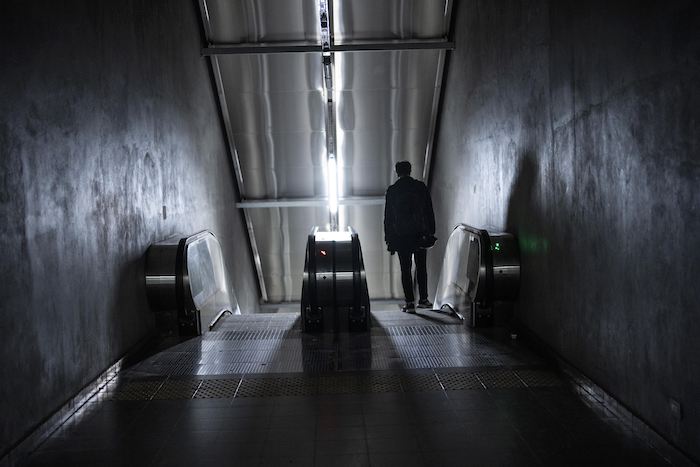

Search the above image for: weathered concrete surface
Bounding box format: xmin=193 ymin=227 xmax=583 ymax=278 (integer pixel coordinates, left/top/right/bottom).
xmin=429 ymin=0 xmax=700 ymax=461
xmin=0 ymin=0 xmax=259 ymax=456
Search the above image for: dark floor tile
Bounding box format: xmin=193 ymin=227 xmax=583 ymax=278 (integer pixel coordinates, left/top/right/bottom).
xmin=54 ymin=414 xmax=137 ymax=440
xmin=489 ymin=390 xmax=540 ymax=409
xmin=426 ymin=446 xmax=542 ymax=467
xmin=265 ymin=426 xmax=316 ymax=445
xmin=369 ymin=451 xmax=428 ymax=467
xmin=230 ymin=397 xmax=276 ymax=408
xmin=362 ymin=404 xmax=413 ymax=420
xmin=162 ymin=428 xmax=220 ymax=445
xmin=413 ymin=409 xmax=460 ymax=425
xmin=273 ymin=404 xmax=319 ymax=418
xmin=259 ymin=451 xmax=314 ymax=467
xmin=155 ymin=451 xmax=260 ymax=467
xmin=28 ymin=447 xmax=162 ymax=467
xmin=532 ymin=442 xmax=668 ymax=467
xmin=408 ymin=398 xmax=454 ymax=413
xmin=563 ymin=418 xmax=634 ymax=444
xmin=182 ymin=404 xmax=271 ymax=419
xmin=319 ymin=403 xmax=364 ymax=417
xmin=29 ymin=313 xmax=675 ymax=467
xmin=128 ymin=413 xmax=182 ymax=436
xmin=262 ymin=437 xmax=315 ymax=456
xmin=315 ymin=453 xmax=371 ymax=467
xmin=361 ymin=392 xmax=409 ymax=405
xmin=364 ymin=411 xmax=415 ymax=427
xmin=315 ymin=438 xmax=368 ymax=456
xmin=414 ymin=420 xmax=463 ymax=437
xmin=444 ymin=389 xmax=495 ymax=402
xmin=316 ymin=424 xmax=366 ymax=441
xmin=367 ymin=433 xmax=421 ymax=453
xmin=366 ymin=423 xmax=417 ymax=440
xmin=417 ymin=431 xmax=466 ymax=452
xmin=216 ymin=428 xmax=268 ymax=446
xmin=176 ymin=398 xmax=234 ymax=408
xmin=38 ymin=433 xmax=122 ymax=452
xmin=177 ymin=414 xmax=269 ymax=432
xmin=507 ymin=412 xmax=566 ymax=434
xmin=454 ymin=407 xmax=512 ymax=426
xmin=316 ymin=393 xmax=366 ymax=405
xmin=465 ymin=439 xmax=544 ymax=467
xmin=318 ymin=412 xmax=364 ymax=428
xmin=461 ymin=416 xmax=518 ymax=435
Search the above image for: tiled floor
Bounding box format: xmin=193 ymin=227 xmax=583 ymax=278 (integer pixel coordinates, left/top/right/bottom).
xmin=24 ymin=302 xmax=673 ymax=466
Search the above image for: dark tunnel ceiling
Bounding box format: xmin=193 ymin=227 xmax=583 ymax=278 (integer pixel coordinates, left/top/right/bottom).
xmin=198 ymin=0 xmax=453 ymax=302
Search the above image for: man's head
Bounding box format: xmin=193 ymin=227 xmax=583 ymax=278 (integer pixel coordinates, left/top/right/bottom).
xmin=395 ymin=160 xmax=412 ymax=177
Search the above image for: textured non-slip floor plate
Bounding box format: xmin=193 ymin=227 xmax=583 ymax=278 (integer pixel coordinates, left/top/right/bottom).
xmin=126 ymin=309 xmax=543 ymax=377
xmin=98 ymin=368 xmax=566 ymax=401
xmin=193 ymin=378 xmax=240 ymax=398
xmin=26 ymin=306 xmax=674 ymax=467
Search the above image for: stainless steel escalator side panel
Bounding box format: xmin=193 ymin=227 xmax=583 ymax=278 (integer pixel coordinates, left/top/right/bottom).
xmin=145 ymin=236 xmax=183 ymax=313
xmin=433 ymin=224 xmax=520 ymax=326
xmin=488 ymin=232 xmax=520 ymax=302
xmin=145 ymin=231 xmax=239 ymax=337
xmin=433 ymin=225 xmax=487 ymax=318
xmin=301 ymin=226 xmax=370 ymax=332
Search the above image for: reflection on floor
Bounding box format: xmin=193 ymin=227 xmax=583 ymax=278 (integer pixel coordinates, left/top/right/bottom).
xmin=25 ymin=302 xmax=671 ymax=466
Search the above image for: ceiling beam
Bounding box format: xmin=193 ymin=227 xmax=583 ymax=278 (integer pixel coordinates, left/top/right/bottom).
xmin=197 ymin=0 xmax=269 ymax=301
xmin=202 ymin=41 xmax=454 ymax=56
xmin=237 ymin=196 xmax=385 ymax=209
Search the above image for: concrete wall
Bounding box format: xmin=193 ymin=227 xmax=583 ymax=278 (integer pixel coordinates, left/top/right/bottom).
xmin=429 ymin=0 xmax=699 ymax=461
xmin=0 ymin=0 xmax=259 ymax=456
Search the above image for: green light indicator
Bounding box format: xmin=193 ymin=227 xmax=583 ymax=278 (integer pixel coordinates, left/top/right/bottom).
xmin=494 ymin=242 xmax=501 ymax=252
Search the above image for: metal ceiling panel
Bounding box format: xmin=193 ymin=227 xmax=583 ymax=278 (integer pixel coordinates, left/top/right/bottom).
xmin=225 ymin=91 xmax=325 ymax=134
xmin=248 ymin=207 xmax=328 ymax=302
xmin=335 ymin=50 xmax=441 ymax=197
xmin=340 ymin=128 xmax=429 ymax=195
xmin=234 ymin=131 xmax=326 ymax=198
xmin=218 ymin=53 xmax=326 ymax=199
xmin=204 ymin=0 xmax=321 ymax=44
xmin=332 ymin=0 xmax=450 ymax=42
xmin=216 ymin=51 xmax=329 ymax=301
xmin=201 ymin=0 xmax=452 ymax=303
xmin=336 ymin=88 xmax=434 ymax=131
xmin=334 ymin=50 xmax=441 ymax=91
xmin=217 ymin=53 xmax=323 ymax=93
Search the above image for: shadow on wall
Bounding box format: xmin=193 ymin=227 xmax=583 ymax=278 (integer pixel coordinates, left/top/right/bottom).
xmin=112 ymin=253 xmax=156 ymax=348
xmin=505 ymin=150 xmax=554 ymax=272
xmin=504 ymin=151 xmax=549 ymax=334
xmin=505 ymin=151 xmax=539 ymax=239
xmin=503 ymin=149 xmax=576 ymax=343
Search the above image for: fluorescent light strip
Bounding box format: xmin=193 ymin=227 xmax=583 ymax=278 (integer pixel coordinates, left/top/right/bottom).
xmin=328 ymin=156 xmax=338 ymax=215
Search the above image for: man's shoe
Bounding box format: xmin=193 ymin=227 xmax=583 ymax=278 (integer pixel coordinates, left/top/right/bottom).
xmin=401 ymin=302 xmax=416 ymax=314
xmin=417 ymin=299 xmax=433 ymax=309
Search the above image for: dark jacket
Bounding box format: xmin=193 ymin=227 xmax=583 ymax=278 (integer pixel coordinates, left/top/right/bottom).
xmin=384 ymin=176 xmax=436 ymax=252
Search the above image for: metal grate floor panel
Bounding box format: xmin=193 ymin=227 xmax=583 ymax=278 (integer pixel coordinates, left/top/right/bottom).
xmin=152 ymin=380 xmax=201 ymax=400
xmin=476 ymin=369 xmax=525 ymax=389
xmin=105 ymin=380 xmax=163 ymax=401
xmin=438 ymin=372 xmax=485 ymax=390
xmin=34 ymin=308 xmax=669 ymax=467
xmin=118 ymin=310 xmax=557 ymax=400
xmin=193 ymin=379 xmax=241 ymax=398
xmin=98 ymin=366 xmax=567 ymax=401
xmin=236 ymin=377 xmax=318 ymax=398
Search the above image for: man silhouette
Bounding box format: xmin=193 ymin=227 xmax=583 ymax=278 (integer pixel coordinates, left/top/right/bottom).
xmin=384 ymin=161 xmax=436 ymax=313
